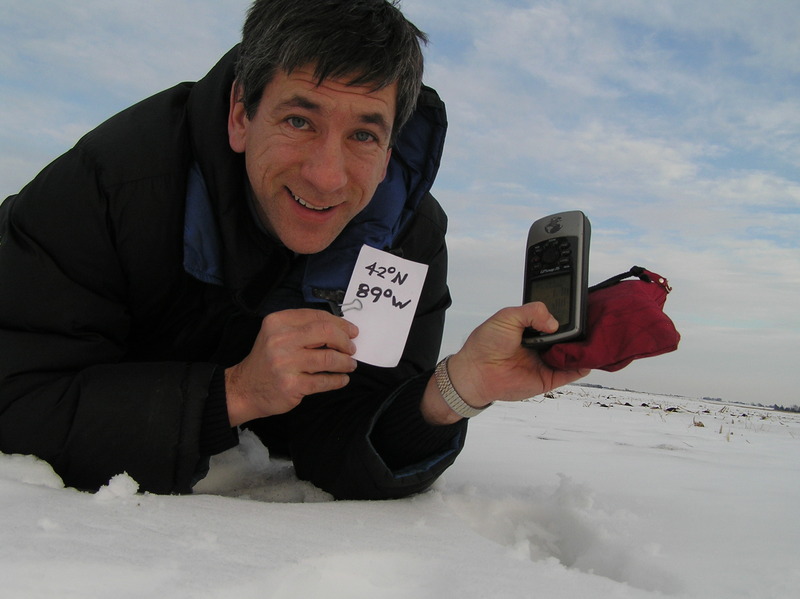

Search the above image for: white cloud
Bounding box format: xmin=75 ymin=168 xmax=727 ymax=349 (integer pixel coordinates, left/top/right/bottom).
xmin=405 ymin=0 xmax=800 ymax=403
xmin=3 ymin=0 xmax=799 ymax=405
xmin=1 ymin=0 xmax=250 ymax=195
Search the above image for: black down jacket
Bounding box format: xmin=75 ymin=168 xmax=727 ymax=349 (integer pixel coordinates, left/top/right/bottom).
xmin=0 ymin=47 xmax=466 ymax=498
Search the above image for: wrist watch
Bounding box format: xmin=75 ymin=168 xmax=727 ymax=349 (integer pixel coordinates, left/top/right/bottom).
xmin=434 ymin=355 xmax=491 ymax=418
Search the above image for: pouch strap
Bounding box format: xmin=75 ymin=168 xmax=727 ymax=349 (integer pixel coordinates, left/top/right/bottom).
xmin=589 ymin=266 xmax=672 ymax=293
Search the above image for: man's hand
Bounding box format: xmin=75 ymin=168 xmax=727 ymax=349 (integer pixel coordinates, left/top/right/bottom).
xmin=421 ymin=302 xmax=590 ymax=424
xmin=225 ymin=309 xmax=359 ymax=427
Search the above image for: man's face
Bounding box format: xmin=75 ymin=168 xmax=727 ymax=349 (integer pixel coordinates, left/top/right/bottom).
xmin=228 ymin=67 xmax=396 ymax=254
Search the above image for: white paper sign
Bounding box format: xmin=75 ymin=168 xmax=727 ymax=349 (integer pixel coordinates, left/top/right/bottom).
xmin=341 ymin=245 xmax=428 ymax=368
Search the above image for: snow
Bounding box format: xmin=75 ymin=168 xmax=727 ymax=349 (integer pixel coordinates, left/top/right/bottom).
xmin=2 ymin=387 xmax=799 ymax=598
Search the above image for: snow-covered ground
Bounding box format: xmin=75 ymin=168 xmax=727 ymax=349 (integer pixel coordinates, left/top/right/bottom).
xmin=2 ymin=386 xmax=798 ymax=598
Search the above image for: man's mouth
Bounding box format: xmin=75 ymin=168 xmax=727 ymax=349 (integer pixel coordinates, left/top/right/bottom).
xmin=291 ymin=191 xmax=332 ymax=212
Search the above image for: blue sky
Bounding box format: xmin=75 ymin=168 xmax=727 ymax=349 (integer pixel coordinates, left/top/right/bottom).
xmin=2 ymin=0 xmax=798 ymax=406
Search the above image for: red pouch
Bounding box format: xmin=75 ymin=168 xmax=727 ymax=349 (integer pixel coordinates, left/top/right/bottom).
xmin=541 ymin=266 xmax=680 ymax=372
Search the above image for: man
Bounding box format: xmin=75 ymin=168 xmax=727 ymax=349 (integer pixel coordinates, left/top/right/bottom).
xmin=0 ymin=0 xmax=586 ymax=499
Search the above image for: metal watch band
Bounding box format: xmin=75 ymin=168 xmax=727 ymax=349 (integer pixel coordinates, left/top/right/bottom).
xmin=434 ymin=355 xmax=490 ymax=419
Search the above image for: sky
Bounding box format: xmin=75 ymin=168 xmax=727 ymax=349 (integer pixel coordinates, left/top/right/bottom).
xmin=2 ymin=0 xmax=798 ymax=406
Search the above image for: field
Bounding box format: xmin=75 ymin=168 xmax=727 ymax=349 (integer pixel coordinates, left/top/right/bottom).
xmin=2 ymin=386 xmax=798 ymax=598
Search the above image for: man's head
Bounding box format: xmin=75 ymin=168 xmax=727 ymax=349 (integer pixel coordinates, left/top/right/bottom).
xmin=228 ymin=0 xmax=428 ymax=254
xmin=235 ymin=0 xmax=427 ymax=144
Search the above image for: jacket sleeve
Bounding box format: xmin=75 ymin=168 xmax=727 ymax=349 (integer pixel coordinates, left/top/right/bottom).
xmin=246 ymin=194 xmax=468 ymax=500
xmin=0 ymin=146 xmax=231 ymax=494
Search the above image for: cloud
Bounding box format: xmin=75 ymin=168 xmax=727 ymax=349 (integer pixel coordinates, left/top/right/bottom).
xmin=2 ymin=0 xmax=798 ymax=404
xmin=400 ymin=0 xmax=800 ymax=403
xmin=1 ymin=0 xmax=251 ymax=195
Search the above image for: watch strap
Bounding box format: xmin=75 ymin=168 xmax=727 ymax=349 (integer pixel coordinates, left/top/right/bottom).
xmin=434 ymin=355 xmax=490 ymax=419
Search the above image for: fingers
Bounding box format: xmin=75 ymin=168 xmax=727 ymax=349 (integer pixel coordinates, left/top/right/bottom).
xmin=446 ymin=302 xmax=590 ymax=409
xmin=499 ymin=302 xmax=559 ymax=335
xmin=460 ymin=302 xmax=558 ymax=363
xmin=226 ymin=309 xmax=361 ymax=426
xmin=260 ymin=311 xmax=358 ymax=375
xmin=259 ymin=309 xmax=360 ymax=381
xmin=295 ymin=370 xmax=352 ymax=396
xmin=264 ymin=309 xmax=358 ymax=356
xmin=301 ymin=346 xmax=358 ymax=376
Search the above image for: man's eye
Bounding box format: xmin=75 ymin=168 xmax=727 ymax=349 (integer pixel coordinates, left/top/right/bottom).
xmin=287 ymin=116 xmax=308 ymax=129
xmin=354 ymin=131 xmax=377 ymax=143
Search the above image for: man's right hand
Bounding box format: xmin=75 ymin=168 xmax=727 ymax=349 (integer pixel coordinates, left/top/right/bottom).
xmin=224 ymin=309 xmax=359 ymax=427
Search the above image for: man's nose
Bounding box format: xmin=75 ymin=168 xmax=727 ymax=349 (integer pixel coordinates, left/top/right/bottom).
xmin=301 ymin=135 xmax=348 ymax=193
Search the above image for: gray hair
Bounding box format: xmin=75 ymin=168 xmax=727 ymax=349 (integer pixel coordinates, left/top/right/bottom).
xmin=235 ymin=0 xmax=428 ymax=144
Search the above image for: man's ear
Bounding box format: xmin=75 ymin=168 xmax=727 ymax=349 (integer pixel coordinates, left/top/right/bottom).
xmin=228 ymin=81 xmax=247 ymax=153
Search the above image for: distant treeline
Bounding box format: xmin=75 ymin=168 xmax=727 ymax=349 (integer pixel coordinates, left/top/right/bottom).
xmin=770 ymin=404 xmax=800 ymax=414
xmin=745 ymin=402 xmax=800 ymax=414
xmin=578 ymin=385 xmax=800 ymax=412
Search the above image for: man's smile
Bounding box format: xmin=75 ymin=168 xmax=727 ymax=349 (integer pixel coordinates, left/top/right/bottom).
xmin=229 ymin=66 xmax=395 ymax=254
xmin=289 ymin=188 xmax=335 ymax=212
